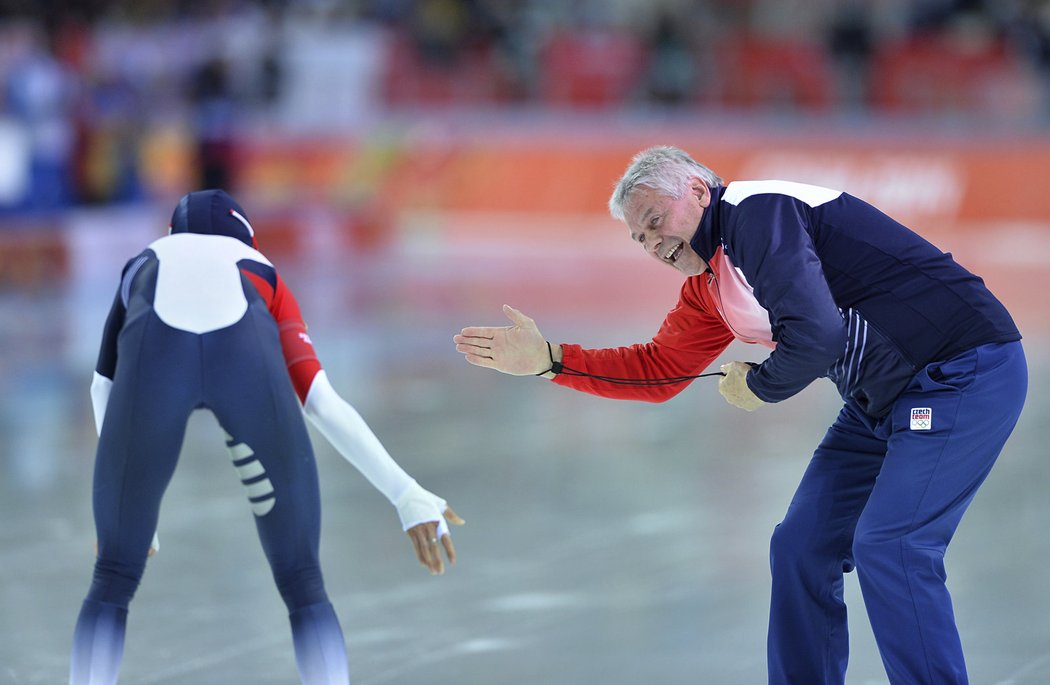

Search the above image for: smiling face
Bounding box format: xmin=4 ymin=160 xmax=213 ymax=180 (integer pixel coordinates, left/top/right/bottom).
xmin=623 ymin=178 xmax=711 ymax=276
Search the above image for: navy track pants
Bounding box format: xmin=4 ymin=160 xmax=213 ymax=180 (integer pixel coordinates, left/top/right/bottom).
xmin=767 ymin=341 xmax=1027 ymax=684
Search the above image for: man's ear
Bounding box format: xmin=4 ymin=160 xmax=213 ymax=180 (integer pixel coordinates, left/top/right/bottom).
xmin=691 ymin=178 xmax=711 ymax=208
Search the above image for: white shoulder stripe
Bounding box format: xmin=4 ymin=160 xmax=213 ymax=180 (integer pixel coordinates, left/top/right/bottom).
xmin=722 ymin=180 xmax=842 ymax=208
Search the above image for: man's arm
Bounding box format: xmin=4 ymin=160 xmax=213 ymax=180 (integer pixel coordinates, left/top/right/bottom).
xmin=726 ymin=196 xmax=847 ymax=404
xmin=454 ymin=280 xmax=735 ymax=403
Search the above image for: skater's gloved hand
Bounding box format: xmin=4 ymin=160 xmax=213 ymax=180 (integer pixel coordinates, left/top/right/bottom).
xmin=395 ymin=481 xmax=465 ymax=575
xmin=718 ymin=361 xmax=765 ymax=412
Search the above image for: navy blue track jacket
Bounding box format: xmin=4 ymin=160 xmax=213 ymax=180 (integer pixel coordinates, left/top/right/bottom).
xmin=554 ymin=180 xmax=1020 ymax=417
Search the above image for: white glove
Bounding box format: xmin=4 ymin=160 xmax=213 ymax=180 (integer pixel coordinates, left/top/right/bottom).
xmin=394 ymin=481 xmax=449 ymax=538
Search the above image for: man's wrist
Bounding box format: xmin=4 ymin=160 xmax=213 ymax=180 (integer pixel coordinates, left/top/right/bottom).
xmin=536 ymin=341 xmax=563 ymax=377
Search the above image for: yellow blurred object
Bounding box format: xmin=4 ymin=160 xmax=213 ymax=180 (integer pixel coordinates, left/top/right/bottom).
xmin=138 ymin=123 xmax=196 ymax=199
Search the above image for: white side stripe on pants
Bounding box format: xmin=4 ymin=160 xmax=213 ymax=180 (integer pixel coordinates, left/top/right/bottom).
xmin=225 ymin=434 xmax=276 ymax=516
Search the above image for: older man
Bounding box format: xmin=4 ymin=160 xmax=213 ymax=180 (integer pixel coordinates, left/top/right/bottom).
xmin=453 ymin=146 xmax=1026 ymax=684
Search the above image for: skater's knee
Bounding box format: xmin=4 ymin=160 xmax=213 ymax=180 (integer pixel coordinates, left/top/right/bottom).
xmin=86 ymin=557 xmax=146 ymax=608
xmin=274 ymin=564 xmax=328 ymax=611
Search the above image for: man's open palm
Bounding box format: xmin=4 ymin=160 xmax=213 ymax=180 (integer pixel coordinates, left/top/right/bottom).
xmin=453 ymin=305 xmax=550 ymax=375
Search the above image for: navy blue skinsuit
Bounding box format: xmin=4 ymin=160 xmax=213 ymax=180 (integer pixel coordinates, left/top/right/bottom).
xmin=70 ymin=191 xmax=349 ymax=684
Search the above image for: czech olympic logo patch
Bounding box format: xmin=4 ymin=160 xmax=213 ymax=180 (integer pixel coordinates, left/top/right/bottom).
xmin=910 ymin=407 xmax=932 ymax=431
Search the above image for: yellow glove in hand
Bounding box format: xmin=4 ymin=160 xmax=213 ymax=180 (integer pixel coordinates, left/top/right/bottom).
xmin=718 ymin=361 xmax=765 ymax=411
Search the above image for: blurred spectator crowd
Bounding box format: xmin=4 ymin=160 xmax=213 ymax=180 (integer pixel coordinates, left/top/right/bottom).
xmin=1 ymin=0 xmax=1049 ymax=212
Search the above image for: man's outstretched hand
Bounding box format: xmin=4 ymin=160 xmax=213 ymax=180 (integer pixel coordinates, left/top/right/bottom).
xmin=453 ymin=305 xmax=554 ymax=376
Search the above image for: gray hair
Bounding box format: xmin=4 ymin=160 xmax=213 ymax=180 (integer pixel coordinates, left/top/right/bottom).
xmin=608 ymin=146 xmax=723 ymax=221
